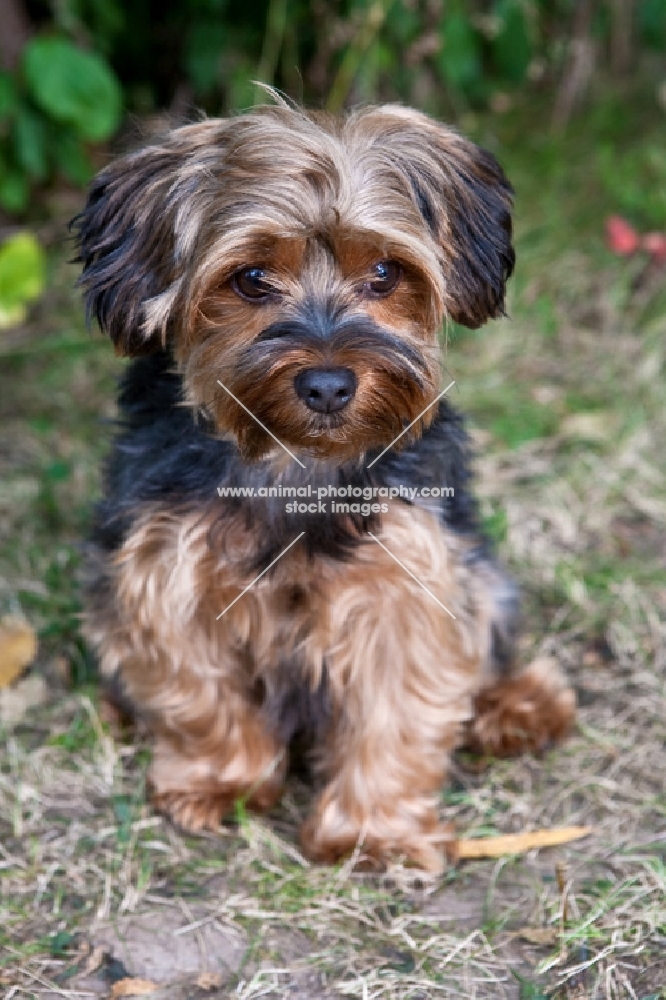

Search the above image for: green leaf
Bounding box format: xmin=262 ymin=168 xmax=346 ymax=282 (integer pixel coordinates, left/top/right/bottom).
xmin=185 ymin=22 xmax=228 ymax=94
xmin=0 ymin=72 xmax=18 ymax=120
xmin=228 ymin=62 xmax=257 ymax=111
xmin=0 ymin=169 xmax=29 ymax=214
xmin=13 ymin=106 xmax=49 ymax=181
xmin=386 ymin=2 xmax=421 ymax=44
xmin=53 ymin=130 xmax=93 ymax=185
xmin=46 ymin=460 xmax=71 ymax=482
xmin=75 ymin=0 xmax=126 ymax=54
xmin=638 ymin=0 xmax=666 ymax=49
xmin=23 ymin=36 xmax=122 ymax=142
xmin=0 ymin=231 xmax=46 ymax=328
xmin=48 ymin=930 xmax=76 ymax=957
xmin=438 ymin=10 xmax=482 ymax=90
xmin=493 ymin=0 xmax=532 ymax=83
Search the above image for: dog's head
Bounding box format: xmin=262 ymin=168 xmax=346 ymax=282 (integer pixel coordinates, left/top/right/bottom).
xmin=76 ymin=104 xmax=513 ymax=462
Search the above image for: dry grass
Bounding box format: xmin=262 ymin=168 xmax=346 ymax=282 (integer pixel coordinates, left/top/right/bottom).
xmin=1 ymin=105 xmax=665 ymax=999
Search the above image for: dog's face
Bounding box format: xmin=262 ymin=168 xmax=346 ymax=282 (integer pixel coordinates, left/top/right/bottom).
xmin=76 ymin=105 xmax=513 ymax=462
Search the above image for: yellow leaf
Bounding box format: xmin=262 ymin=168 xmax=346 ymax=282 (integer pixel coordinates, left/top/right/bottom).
xmin=0 ymin=231 xmax=45 ymax=330
xmin=110 ymin=979 xmax=159 ymax=997
xmin=455 ymin=826 xmax=593 ymax=859
xmin=0 ymin=617 xmax=37 ymax=688
xmin=0 ymin=302 xmax=28 ymax=330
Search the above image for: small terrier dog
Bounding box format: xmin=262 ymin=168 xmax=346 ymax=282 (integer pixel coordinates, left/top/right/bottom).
xmin=76 ymin=102 xmax=575 ymax=872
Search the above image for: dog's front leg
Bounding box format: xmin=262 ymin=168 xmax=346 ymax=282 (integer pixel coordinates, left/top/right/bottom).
xmin=300 ymin=504 xmax=485 ymax=873
xmin=84 ymin=504 xmax=288 ymax=833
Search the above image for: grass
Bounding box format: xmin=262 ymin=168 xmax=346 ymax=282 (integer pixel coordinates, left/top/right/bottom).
xmin=1 ymin=93 xmax=666 ymax=998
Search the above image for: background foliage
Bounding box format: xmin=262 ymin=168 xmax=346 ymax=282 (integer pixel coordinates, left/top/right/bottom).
xmin=0 ymin=32 xmax=121 ymax=213
xmin=0 ymin=0 xmax=665 ymax=212
xmin=0 ymin=0 xmax=664 ymax=317
xmin=29 ymin=0 xmax=666 ymax=115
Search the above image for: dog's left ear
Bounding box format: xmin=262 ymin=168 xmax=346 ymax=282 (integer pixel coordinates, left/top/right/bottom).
xmin=432 ymin=134 xmax=514 ymax=329
xmin=362 ymin=108 xmax=515 ymax=329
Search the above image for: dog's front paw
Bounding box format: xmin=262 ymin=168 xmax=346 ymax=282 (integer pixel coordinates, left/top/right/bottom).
xmin=152 ymin=789 xmax=236 ymax=833
xmin=152 ymin=774 xmax=284 ymax=833
xmin=299 ymin=794 xmax=453 ymax=873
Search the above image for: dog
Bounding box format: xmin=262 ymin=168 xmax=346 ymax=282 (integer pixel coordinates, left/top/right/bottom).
xmin=75 ymin=101 xmax=575 ymax=872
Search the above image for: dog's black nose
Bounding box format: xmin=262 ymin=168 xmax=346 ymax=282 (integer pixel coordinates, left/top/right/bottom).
xmin=294 ymin=368 xmax=357 ymax=413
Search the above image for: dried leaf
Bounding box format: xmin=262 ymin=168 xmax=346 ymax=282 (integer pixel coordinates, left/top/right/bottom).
xmin=560 ymin=412 xmax=614 ymax=441
xmin=518 ymin=927 xmax=560 ymax=945
xmin=82 ymin=945 xmax=106 ymax=976
xmin=455 ymin=826 xmax=593 ymax=859
xmin=196 ymin=972 xmax=223 ymax=990
xmin=0 ymin=673 xmax=48 ymax=728
xmin=110 ymin=979 xmax=158 ymax=997
xmin=0 ymin=616 xmax=37 ymax=688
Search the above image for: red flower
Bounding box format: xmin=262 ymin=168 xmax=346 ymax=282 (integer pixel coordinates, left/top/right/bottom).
xmin=606 ymin=215 xmax=639 ymax=255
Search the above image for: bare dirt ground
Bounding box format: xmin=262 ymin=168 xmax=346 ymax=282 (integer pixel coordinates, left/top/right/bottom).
xmin=1 ymin=107 xmax=665 ymax=998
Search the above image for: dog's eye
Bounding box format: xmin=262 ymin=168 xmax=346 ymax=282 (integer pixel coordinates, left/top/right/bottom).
xmin=232 ymin=267 xmax=276 ymax=301
xmin=365 ymin=261 xmax=402 ymax=297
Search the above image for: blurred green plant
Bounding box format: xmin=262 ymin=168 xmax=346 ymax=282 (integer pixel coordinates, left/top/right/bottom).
xmin=598 ymin=141 xmax=666 ymax=229
xmin=0 ymin=230 xmax=45 ymax=327
xmin=25 ymin=0 xmax=666 ymax=120
xmin=1 ymin=0 xmax=665 ymax=222
xmin=0 ymin=33 xmax=121 ymax=213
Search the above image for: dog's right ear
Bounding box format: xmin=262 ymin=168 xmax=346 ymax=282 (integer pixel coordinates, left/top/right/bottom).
xmin=74 ymin=144 xmax=181 ymax=355
xmin=73 ymin=122 xmax=224 ymax=355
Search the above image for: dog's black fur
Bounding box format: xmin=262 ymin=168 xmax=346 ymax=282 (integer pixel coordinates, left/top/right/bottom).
xmin=92 ymin=349 xmax=484 ymax=564
xmin=87 ymin=349 xmax=518 ymax=695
